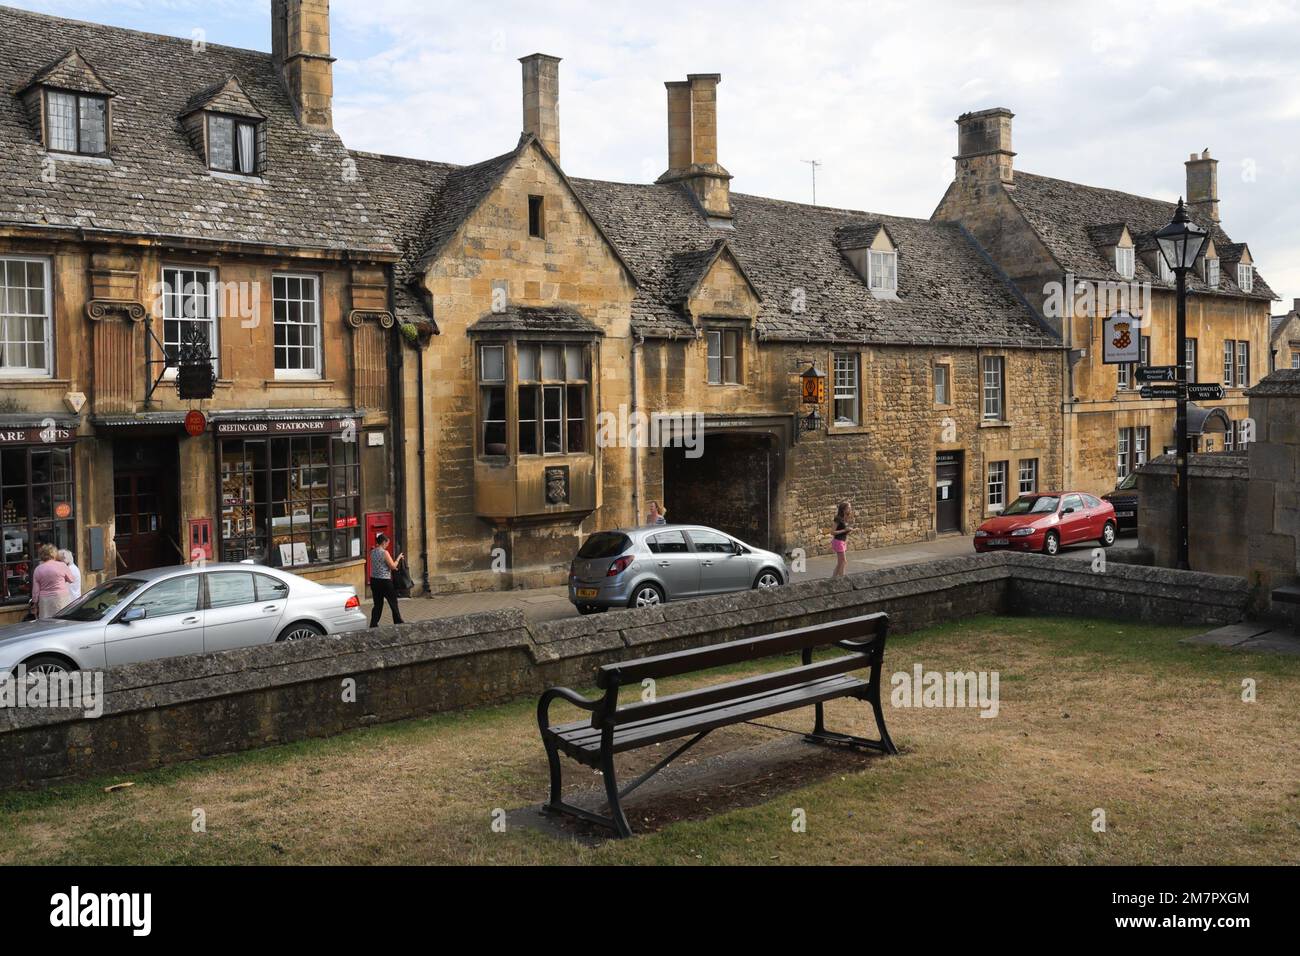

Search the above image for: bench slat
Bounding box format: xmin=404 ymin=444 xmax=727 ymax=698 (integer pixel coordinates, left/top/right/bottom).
xmin=600 ymin=652 xmax=872 ymax=728
xmin=551 ymin=674 xmax=866 ymax=756
xmin=597 ymin=612 xmax=886 ymax=688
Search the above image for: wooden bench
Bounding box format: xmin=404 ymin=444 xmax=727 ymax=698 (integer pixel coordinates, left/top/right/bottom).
xmin=536 ymin=612 xmax=896 ymax=838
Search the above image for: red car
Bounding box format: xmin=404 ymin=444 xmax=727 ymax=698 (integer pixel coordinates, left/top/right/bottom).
xmin=973 ymin=491 xmax=1117 ymax=556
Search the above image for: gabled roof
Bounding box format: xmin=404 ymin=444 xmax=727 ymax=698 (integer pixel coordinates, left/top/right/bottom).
xmin=1086 ymin=223 xmax=1128 ymax=248
xmin=16 ymin=47 xmax=115 ymax=97
xmin=411 ymin=133 xmax=638 ymax=288
xmin=179 ymin=76 xmax=265 ymax=121
xmin=468 ymin=306 xmax=602 ymax=336
xmin=0 ymin=6 xmax=395 ymax=256
xmin=665 ymin=237 xmax=762 ymax=308
xmin=835 ymin=221 xmax=896 ymax=251
xmin=1006 ymin=171 xmax=1275 ymax=300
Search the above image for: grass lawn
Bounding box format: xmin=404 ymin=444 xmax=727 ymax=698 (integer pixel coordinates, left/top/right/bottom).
xmin=2 ymin=614 xmax=1298 ymax=866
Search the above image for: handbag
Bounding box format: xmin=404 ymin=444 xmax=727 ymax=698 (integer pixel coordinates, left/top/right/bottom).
xmin=394 ymin=557 xmax=414 ymax=592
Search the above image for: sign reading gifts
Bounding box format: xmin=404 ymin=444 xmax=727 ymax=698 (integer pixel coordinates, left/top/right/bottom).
xmin=1102 ymin=311 xmax=1142 ymax=364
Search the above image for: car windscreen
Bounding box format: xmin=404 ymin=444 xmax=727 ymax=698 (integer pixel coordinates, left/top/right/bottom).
xmin=1002 ymin=495 xmax=1059 ymax=516
xmin=577 ymin=532 xmax=631 ymax=559
xmin=1117 ymin=473 xmax=1138 ymax=492
xmin=55 ymin=578 xmax=145 ymax=622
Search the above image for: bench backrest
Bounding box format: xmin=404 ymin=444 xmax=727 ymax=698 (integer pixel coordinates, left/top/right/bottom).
xmin=596 ymin=612 xmax=888 ymax=690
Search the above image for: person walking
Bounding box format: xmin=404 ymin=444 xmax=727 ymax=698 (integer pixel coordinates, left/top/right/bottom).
xmin=646 ymin=501 xmax=667 ymax=525
xmin=59 ymin=549 xmax=81 ymax=601
xmin=30 ymin=544 xmax=75 ymax=619
xmin=829 ymin=501 xmax=855 ymax=578
xmin=368 ymin=533 xmax=405 ymax=627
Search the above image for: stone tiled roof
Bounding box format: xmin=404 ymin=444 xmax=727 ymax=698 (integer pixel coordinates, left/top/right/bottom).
xmin=17 ymin=47 xmax=115 ymax=96
xmin=576 ymin=178 xmax=1059 ymax=344
xmin=1007 ymin=171 xmax=1275 ymax=301
xmin=179 ymin=76 xmax=264 ymax=120
xmin=354 ymin=140 xmax=1058 ymax=347
xmin=468 ymin=306 xmax=602 ymax=335
xmin=0 ymin=6 xmax=395 ymax=255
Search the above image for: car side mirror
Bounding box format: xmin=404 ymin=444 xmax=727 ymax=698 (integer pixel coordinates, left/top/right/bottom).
xmin=733 ymin=542 xmax=744 ymax=555
xmin=119 ymin=607 xmax=147 ymax=624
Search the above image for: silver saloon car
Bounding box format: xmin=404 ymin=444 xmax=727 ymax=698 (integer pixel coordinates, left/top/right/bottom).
xmin=568 ymin=525 xmax=787 ymax=613
xmin=0 ymin=563 xmax=368 ymax=675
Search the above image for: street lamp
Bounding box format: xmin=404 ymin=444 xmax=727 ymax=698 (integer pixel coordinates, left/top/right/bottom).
xmin=799 ymin=362 xmax=826 ymax=433
xmin=1154 ymin=198 xmax=1210 ymax=571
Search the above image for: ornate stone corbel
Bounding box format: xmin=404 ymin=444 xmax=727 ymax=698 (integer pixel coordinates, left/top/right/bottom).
xmin=346 ymin=309 xmax=395 ymax=329
xmin=86 ymin=299 xmax=146 ymax=322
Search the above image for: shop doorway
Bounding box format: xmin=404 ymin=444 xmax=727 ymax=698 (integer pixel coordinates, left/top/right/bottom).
xmin=935 ymin=451 xmax=963 ymax=534
xmin=113 ymin=439 xmax=181 ymax=573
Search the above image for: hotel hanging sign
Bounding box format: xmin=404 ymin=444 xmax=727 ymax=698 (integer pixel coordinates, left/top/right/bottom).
xmin=1102 ymin=311 xmax=1141 ymax=365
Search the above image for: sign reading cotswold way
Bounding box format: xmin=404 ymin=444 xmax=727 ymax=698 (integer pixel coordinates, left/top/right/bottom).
xmin=1187 ymin=383 xmax=1226 ymax=401
xmin=1102 ymin=311 xmax=1141 ymax=364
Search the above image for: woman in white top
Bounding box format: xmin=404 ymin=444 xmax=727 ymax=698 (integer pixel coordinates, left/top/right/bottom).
xmin=59 ymin=549 xmax=81 ymax=600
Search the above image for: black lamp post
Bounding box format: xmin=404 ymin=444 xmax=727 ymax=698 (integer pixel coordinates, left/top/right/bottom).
xmin=1154 ymin=198 xmax=1209 ymax=571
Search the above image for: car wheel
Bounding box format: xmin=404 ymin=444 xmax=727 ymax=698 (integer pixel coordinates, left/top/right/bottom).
xmin=753 ymin=569 xmax=783 ymax=590
xmin=277 ymin=622 xmax=325 ymax=643
xmin=628 ymin=583 xmax=664 ymax=609
xmin=1043 ymin=531 xmax=1061 ymax=556
xmin=1099 ymin=522 xmax=1116 ymax=547
xmin=19 ymin=654 xmax=74 ymax=678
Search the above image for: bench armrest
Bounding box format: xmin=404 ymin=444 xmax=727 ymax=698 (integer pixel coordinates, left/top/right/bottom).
xmin=834 ymin=638 xmax=881 ymax=652
xmin=537 ymin=686 xmax=600 ymax=731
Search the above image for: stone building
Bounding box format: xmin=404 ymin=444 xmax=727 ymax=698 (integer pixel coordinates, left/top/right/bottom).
xmin=361 ymin=66 xmax=1065 ymax=592
xmin=0 ymin=2 xmax=403 ymax=622
xmin=1270 ymin=299 xmax=1300 ymax=372
xmin=935 ymin=110 xmax=1277 ymax=495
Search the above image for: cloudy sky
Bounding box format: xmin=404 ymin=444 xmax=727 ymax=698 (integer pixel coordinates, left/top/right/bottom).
xmin=13 ymin=0 xmax=1300 ymax=308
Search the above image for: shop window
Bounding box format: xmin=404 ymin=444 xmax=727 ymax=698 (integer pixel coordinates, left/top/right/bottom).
xmin=218 ymin=435 xmax=360 ymax=567
xmin=0 ymin=444 xmax=75 ymax=605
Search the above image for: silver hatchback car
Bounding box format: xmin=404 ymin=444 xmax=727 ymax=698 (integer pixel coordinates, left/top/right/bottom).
xmin=0 ymin=563 xmax=368 ymax=675
xmin=568 ymin=525 xmax=787 ymax=613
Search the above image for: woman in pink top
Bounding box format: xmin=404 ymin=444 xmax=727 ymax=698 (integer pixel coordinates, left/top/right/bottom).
xmin=30 ymin=544 xmax=74 ymax=620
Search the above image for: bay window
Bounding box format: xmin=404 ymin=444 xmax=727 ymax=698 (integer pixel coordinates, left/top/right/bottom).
xmin=479 ymin=342 xmax=591 ymax=458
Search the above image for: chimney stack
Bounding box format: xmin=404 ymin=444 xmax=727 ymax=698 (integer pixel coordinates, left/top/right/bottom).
xmin=271 ymin=0 xmax=334 ymax=128
xmin=954 ymin=108 xmax=1015 ymax=192
xmin=520 ymin=53 xmax=562 ymax=164
xmin=658 ymin=73 xmax=732 ymax=224
xmin=1186 ymin=149 xmax=1219 ymax=223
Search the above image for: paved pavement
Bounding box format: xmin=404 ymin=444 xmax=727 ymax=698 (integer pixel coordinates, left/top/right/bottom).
xmin=380 ymin=532 xmax=1137 ymax=625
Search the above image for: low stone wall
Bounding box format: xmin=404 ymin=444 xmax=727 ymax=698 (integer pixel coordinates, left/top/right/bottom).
xmin=0 ymin=553 xmax=1247 ymax=790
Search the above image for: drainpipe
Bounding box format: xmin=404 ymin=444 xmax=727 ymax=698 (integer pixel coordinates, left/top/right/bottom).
xmin=630 ymin=331 xmax=644 ymax=525
xmin=416 ymin=326 xmax=431 ymax=595
xmin=384 ymin=264 xmax=409 ymax=591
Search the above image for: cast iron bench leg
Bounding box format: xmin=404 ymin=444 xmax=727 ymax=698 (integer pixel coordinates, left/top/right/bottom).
xmin=600 ymin=740 xmax=633 ymax=838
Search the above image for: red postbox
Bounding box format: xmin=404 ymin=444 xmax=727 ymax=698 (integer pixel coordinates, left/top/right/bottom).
xmin=365 ymin=512 xmax=394 ymax=556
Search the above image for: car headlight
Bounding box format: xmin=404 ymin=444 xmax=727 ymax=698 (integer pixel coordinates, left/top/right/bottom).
xmin=1011 ymin=527 xmax=1035 ymax=536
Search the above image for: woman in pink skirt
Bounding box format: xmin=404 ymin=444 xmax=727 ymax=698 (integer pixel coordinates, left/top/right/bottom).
xmin=829 ymin=501 xmax=855 ymax=577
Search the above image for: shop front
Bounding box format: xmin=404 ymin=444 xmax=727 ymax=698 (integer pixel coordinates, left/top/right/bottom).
xmin=211 ymin=412 xmax=369 ymax=589
xmin=0 ymin=419 xmax=78 ymax=616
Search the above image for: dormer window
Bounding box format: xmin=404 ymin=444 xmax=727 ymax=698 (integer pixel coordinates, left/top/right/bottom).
xmin=1205 ymin=257 xmax=1220 ymax=287
xmin=1238 ymin=263 xmax=1254 ymax=293
xmin=18 ymin=49 xmax=116 ymax=158
xmin=207 ymin=114 xmax=258 ymax=175
xmin=179 ymin=77 xmax=266 ymax=177
xmin=45 ymin=91 xmax=108 ymax=155
xmin=1115 ymin=247 xmax=1135 ymax=280
xmin=868 ymin=250 xmax=897 ymax=292
xmin=1156 ymin=254 xmax=1173 ymax=283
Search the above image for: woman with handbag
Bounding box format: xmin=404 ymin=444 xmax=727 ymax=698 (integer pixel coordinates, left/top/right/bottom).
xmin=368 ymin=533 xmax=405 ymax=627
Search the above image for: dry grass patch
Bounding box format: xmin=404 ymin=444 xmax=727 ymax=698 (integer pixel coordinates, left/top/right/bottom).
xmin=1 ymin=615 xmax=1297 ymax=866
